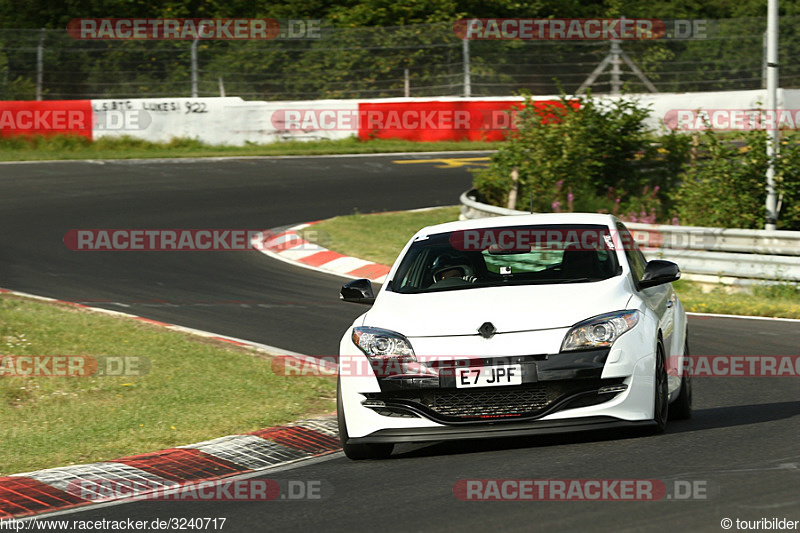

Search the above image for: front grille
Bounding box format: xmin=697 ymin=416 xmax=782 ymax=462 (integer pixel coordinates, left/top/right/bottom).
xmin=367 ymin=378 xmax=625 ymax=423
xmin=419 ymin=383 xmax=565 ymax=419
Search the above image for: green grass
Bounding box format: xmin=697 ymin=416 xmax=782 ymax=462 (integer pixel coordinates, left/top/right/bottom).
xmin=0 ymin=294 xmax=336 ymax=475
xmin=305 ymin=208 xmax=800 ymax=320
xmin=301 ymin=206 xmax=462 ymax=266
xmin=0 ymin=134 xmax=499 ymax=161
xmin=672 ymin=280 xmax=800 ymax=318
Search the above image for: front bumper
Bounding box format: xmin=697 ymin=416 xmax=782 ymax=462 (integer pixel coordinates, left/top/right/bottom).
xmin=338 ymin=337 xmax=658 ymax=440
xmin=348 ymin=416 xmax=656 ymax=444
xmin=362 ymin=349 xmax=624 ymax=424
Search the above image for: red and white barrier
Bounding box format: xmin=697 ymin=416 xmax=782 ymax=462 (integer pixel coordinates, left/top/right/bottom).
xmin=2 ymin=89 xmax=800 ymax=145
xmin=0 ymin=100 xmax=93 ymax=139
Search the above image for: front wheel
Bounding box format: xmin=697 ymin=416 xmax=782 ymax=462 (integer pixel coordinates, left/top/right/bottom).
xmin=669 ymin=338 xmax=692 ymax=420
xmin=651 ymin=344 xmax=669 ymax=434
xmin=337 ymin=381 xmax=394 ymax=460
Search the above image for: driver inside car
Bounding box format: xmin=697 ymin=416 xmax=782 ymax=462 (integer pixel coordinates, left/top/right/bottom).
xmin=432 ymin=255 xmax=478 ymax=284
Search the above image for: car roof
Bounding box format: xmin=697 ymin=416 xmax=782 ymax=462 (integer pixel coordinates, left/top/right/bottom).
xmin=413 ymin=213 xmax=621 ymax=239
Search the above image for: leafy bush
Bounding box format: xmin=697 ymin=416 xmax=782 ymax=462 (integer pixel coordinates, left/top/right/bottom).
xmin=472 ymin=92 xmax=800 ymax=230
xmin=774 ymin=134 xmax=800 ymax=230
xmin=670 ymin=131 xmax=767 ymax=228
xmin=471 ymin=92 xmax=690 ymax=221
xmin=671 ymin=130 xmax=800 ymax=230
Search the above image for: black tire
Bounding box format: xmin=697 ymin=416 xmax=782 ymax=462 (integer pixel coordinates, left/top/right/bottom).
xmin=337 ymin=381 xmax=394 ymax=460
xmin=651 ymin=344 xmax=669 ymax=434
xmin=669 ymin=338 xmax=692 ymax=420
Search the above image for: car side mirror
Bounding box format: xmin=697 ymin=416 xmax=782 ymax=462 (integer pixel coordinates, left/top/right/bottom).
xmin=340 ymin=278 xmax=375 ymax=305
xmin=639 ymin=260 xmax=681 ymax=289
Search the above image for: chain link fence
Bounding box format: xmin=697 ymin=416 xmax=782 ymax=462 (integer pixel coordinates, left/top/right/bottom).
xmin=1 ymin=18 xmax=799 ymax=101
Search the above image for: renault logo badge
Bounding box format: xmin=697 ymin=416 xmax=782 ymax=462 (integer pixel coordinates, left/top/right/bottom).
xmin=478 ymin=322 xmax=497 ymax=339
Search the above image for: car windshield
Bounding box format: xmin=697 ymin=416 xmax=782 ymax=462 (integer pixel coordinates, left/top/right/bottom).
xmin=389 ymin=224 xmax=620 ymax=294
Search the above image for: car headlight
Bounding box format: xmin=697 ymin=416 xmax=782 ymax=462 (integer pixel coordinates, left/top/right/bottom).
xmin=561 ymin=310 xmax=640 ymax=351
xmin=351 ymin=327 xmax=430 ymax=378
xmin=352 ymin=327 xmax=415 ymax=358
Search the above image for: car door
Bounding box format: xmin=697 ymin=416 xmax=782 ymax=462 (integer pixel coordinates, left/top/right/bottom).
xmin=618 ymin=223 xmax=676 ymax=355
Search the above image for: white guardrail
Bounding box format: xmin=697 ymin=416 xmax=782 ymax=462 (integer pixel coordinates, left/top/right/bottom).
xmin=459 ymin=190 xmax=800 ymax=284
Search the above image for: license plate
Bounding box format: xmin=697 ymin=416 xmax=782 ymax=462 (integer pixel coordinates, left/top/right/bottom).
xmin=456 ymin=364 xmax=522 ymax=388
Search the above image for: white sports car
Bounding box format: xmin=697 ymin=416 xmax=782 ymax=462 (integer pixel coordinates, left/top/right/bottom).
xmin=337 ymin=213 xmax=690 ymax=459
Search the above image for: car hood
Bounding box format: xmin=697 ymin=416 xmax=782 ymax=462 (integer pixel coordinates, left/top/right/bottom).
xmin=364 ymin=278 xmax=633 ymax=337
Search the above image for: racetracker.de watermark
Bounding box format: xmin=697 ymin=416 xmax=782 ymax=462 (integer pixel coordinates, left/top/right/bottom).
xmin=66 ymin=18 xmax=326 ymax=40
xmin=667 ymin=355 xmax=800 ymax=377
xmin=64 ymin=229 xmax=277 ymax=251
xmin=664 ymin=109 xmax=800 ymax=131
xmin=65 ymin=479 xmax=331 ymax=501
xmin=453 ymin=479 xmax=713 ymax=501
xmin=271 ymin=354 xmax=492 ymax=378
xmin=0 ymin=355 xmax=150 ymax=377
xmin=271 ymin=108 xmax=524 ymax=131
xmin=273 ymin=355 xmax=800 ymax=379
xmin=447 ymin=227 xmax=716 ymax=252
xmin=0 ymin=109 xmax=151 ymax=132
xmin=453 ymin=18 xmax=711 ymax=40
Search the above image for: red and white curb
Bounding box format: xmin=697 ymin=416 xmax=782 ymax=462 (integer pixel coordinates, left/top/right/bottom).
xmin=0 ymin=417 xmax=340 ymax=518
xmin=0 ymin=287 xmax=336 ymax=372
xmin=0 ymin=288 xmax=340 ymax=518
xmin=252 ymin=223 xmax=391 ymax=283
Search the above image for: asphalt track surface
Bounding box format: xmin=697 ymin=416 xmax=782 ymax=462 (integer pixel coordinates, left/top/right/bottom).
xmin=0 ymin=154 xmax=478 ymax=355
xmin=2 ymin=155 xmax=799 ymax=532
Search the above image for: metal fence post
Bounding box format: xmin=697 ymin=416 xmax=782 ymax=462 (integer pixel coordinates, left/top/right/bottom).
xmin=765 ymin=0 xmax=779 ymax=230
xmin=610 ymin=40 xmax=622 ymax=96
xmin=462 ymin=37 xmax=471 ymax=98
xmin=191 ymin=37 xmax=199 ymax=98
xmin=36 ymin=28 xmax=45 ymax=100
